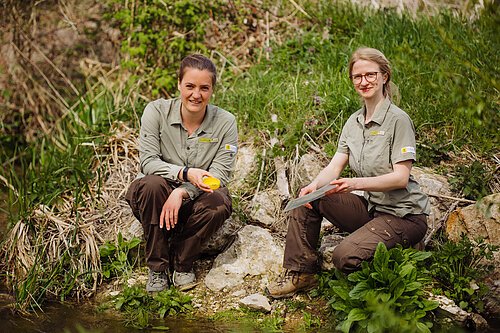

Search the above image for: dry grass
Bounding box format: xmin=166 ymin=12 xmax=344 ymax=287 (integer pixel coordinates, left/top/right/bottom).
xmin=1 ymin=117 xmax=140 ymax=308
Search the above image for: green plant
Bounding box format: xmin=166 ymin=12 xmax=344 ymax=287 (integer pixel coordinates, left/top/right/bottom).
xmin=430 ymin=235 xmax=498 ymax=313
xmin=99 ymin=232 xmax=141 ymax=279
xmin=301 ymin=310 xmax=322 ymax=330
xmin=113 ymin=285 xmax=193 ymax=328
xmin=114 ymin=285 xmax=152 ymax=328
xmin=316 ymin=243 xmax=438 ymax=333
xmin=449 ymin=161 xmax=493 ymax=200
xmin=112 ymin=0 xmax=218 ymax=96
xmin=153 ymin=287 xmax=193 ymax=318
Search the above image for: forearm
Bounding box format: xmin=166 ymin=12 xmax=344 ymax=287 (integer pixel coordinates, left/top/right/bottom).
xmin=312 ymin=152 xmax=348 ymax=188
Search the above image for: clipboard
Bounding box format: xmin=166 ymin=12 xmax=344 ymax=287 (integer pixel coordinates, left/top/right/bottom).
xmin=283 ymin=184 xmax=337 ymax=212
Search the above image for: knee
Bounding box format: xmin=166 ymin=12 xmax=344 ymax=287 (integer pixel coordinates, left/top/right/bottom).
xmin=332 ymin=241 xmax=362 ymax=274
xmin=199 ymin=191 xmax=232 ymax=220
xmin=141 ymin=175 xmax=167 ymax=196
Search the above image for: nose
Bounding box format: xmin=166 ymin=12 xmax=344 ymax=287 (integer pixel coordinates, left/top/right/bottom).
xmin=192 ymin=89 xmax=202 ymax=98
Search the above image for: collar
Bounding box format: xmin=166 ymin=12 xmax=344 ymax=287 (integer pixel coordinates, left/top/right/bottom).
xmin=356 ymin=97 xmax=392 ymax=126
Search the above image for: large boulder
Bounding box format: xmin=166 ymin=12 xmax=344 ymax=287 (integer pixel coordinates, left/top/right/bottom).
xmin=204 ymin=225 xmax=284 ymax=291
xmin=445 ymin=193 xmax=499 ymax=247
xmin=412 ymin=166 xmax=455 ymax=234
xmin=445 ymin=193 xmax=500 ymax=317
xmin=248 ymin=189 xmax=282 ymax=228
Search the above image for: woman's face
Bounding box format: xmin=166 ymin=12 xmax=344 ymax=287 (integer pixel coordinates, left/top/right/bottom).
xmin=351 ymin=59 xmax=387 ymax=101
xmin=178 ymin=68 xmax=214 ymax=115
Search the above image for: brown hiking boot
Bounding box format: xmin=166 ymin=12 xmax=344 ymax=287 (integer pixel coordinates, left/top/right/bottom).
xmin=266 ymin=270 xmax=318 ymax=299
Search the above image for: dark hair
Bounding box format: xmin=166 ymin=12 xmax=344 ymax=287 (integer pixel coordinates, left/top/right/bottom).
xmin=179 ymin=54 xmax=217 ymax=86
xmin=348 ymin=47 xmax=398 ymax=102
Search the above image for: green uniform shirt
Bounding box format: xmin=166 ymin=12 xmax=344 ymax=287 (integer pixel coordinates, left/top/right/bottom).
xmin=137 ymin=97 xmax=238 ymax=200
xmin=337 ymin=97 xmax=430 ymax=217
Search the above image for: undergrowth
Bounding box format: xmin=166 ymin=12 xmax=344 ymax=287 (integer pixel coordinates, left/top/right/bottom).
xmin=314 ymin=243 xmax=438 ymax=333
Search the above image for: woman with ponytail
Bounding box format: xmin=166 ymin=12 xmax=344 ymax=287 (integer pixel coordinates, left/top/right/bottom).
xmin=267 ymin=47 xmax=430 ymax=299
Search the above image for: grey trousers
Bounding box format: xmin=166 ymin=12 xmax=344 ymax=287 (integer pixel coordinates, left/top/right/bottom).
xmin=283 ymin=193 xmax=427 ymax=274
xmin=125 ymin=175 xmax=232 ymax=272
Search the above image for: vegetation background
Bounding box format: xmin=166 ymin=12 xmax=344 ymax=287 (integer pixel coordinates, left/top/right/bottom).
xmin=0 ymin=0 xmax=498 ymax=331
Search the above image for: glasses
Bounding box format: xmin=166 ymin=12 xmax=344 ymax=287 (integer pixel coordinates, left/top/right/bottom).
xmin=350 ymin=72 xmax=380 ymax=85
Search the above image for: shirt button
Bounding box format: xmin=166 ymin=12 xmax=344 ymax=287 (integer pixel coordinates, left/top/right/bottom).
xmin=187 ymin=147 xmax=190 ymax=150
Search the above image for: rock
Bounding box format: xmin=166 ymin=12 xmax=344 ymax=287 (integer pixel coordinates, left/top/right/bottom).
xmin=248 ymin=189 xmax=281 ymax=228
xmin=231 ymin=145 xmax=256 ymax=190
xmin=319 ymin=234 xmax=345 ymax=270
xmin=239 ymin=293 xmax=271 ymax=312
xmin=296 ymin=153 xmax=325 ymax=185
xmin=274 ymin=157 xmax=290 ymax=200
xmin=200 ymin=216 xmax=244 ymax=256
xmin=483 ymin=272 xmax=500 ymax=319
xmin=431 ymin=294 xmax=489 ymax=330
xmin=445 ymin=193 xmax=500 ymax=246
xmin=204 ymin=225 xmax=284 ymax=291
xmin=445 ymin=193 xmax=500 ymax=318
xmin=412 ymin=167 xmax=455 ymax=233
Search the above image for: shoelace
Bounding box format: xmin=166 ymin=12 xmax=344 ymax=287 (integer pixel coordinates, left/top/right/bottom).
xmin=150 ymin=271 xmax=165 ymax=285
xmin=275 ymin=269 xmax=300 ymax=286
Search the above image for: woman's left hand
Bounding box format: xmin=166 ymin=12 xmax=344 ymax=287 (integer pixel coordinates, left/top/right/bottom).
xmin=329 ymin=178 xmax=359 ymax=194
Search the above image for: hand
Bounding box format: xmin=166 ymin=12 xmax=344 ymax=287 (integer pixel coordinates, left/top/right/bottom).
xmin=330 ymin=178 xmax=358 ymax=194
xmin=298 ymin=183 xmax=318 ymax=209
xmin=185 ymin=167 xmax=215 ymax=193
xmin=159 ymin=188 xmax=187 ymax=230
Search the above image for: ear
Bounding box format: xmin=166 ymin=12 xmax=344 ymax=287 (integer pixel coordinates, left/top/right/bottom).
xmin=383 ymin=73 xmax=389 ymax=84
xmin=178 ymin=79 xmax=181 ymax=91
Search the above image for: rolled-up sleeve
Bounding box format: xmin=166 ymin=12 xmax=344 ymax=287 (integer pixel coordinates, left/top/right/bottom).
xmin=139 ymin=102 xmax=183 ymax=181
xmin=391 ymin=114 xmax=417 ymax=164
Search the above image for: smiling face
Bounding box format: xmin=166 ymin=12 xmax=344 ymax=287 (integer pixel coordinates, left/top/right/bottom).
xmin=351 ymin=59 xmax=387 ymax=102
xmin=178 ymin=68 xmax=214 ymax=116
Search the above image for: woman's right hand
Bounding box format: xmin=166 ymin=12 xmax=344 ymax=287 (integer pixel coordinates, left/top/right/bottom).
xmin=299 ymin=182 xmax=318 ymax=209
xmin=160 ymin=188 xmax=187 ymax=230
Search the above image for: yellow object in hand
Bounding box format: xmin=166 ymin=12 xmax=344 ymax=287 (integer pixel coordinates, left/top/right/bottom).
xmin=202 ymin=176 xmax=220 ymax=190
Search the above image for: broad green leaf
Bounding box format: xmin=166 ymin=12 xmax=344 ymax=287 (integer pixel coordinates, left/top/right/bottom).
xmin=127 ymin=237 xmax=141 ymax=249
xmin=411 ymin=251 xmax=432 ymax=261
xmin=340 ymin=319 xmax=353 ymax=333
xmin=405 ymin=282 xmax=422 ymax=292
xmin=347 ymin=308 xmax=368 ymax=322
xmin=399 ymin=263 xmax=415 ymax=278
xmin=416 ymin=321 xmax=431 ymax=333
xmin=373 ymin=243 xmax=389 ymax=272
xmin=333 ymin=286 xmax=350 ymax=300
xmin=349 ymin=281 xmax=370 ymax=299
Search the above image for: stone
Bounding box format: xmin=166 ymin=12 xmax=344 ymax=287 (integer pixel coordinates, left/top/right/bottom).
xmin=239 ymin=293 xmax=271 ymax=313
xmin=430 ymin=294 xmax=490 ymax=331
xmin=319 ymin=234 xmax=345 ymax=270
xmin=412 ymin=166 xmax=455 ymax=233
xmin=204 ymin=225 xmax=284 ymax=291
xmin=296 ymin=153 xmax=325 ymax=185
xmin=230 ymin=145 xmax=256 ymax=190
xmin=200 ymin=216 xmax=244 ymax=256
xmin=248 ymin=190 xmax=281 ymax=228
xmin=445 ymin=193 xmax=500 ymax=246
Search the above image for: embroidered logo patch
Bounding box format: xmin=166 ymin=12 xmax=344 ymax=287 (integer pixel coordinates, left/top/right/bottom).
xmin=401 ymin=146 xmax=416 ymax=154
xmin=225 ymin=144 xmax=238 ymax=153
xmin=199 ymin=137 xmax=219 ymax=143
xmin=370 ymin=130 xmax=385 ymax=136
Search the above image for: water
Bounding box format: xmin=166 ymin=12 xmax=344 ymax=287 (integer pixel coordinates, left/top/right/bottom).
xmin=0 ymin=295 xmax=262 ymax=333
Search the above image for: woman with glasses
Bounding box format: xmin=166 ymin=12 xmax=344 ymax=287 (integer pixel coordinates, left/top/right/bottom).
xmin=267 ymin=47 xmax=430 ymax=299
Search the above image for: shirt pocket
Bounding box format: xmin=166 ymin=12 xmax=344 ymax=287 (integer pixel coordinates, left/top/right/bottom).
xmin=361 ymin=135 xmax=393 ymax=176
xmin=195 ymin=136 xmax=220 ymax=168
